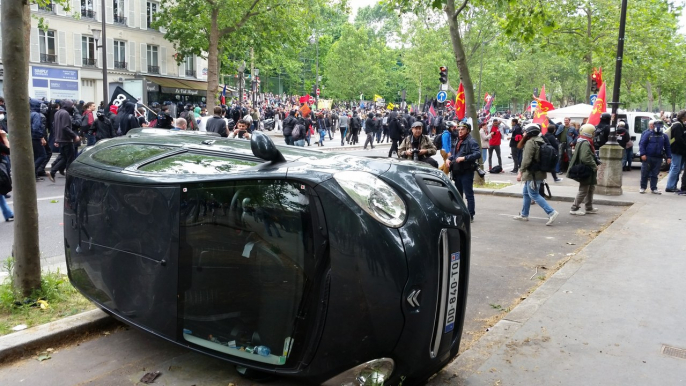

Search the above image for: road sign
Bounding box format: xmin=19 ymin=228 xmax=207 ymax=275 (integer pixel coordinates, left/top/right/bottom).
xmin=316 ymin=88 xmax=320 ymax=96
xmin=530 ymin=100 xmax=538 ymax=111
xmin=590 ymin=94 xmax=598 ymax=105
xmin=436 ymin=90 xmax=447 ymax=103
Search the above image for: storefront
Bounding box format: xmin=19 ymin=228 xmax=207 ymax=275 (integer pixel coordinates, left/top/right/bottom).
xmin=145 ymin=76 xmax=211 ymax=106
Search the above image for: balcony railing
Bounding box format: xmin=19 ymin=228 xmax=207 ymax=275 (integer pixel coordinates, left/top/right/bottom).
xmin=83 ymin=57 xmax=97 ymax=67
xmin=81 ymin=9 xmax=96 ymax=19
xmin=114 ymin=14 xmax=127 ymax=25
xmin=185 ymin=69 xmax=196 ymax=77
xmin=148 ymin=65 xmax=160 ymax=74
xmin=40 ymin=53 xmax=57 ymax=63
xmin=114 ymin=61 xmax=127 ymax=69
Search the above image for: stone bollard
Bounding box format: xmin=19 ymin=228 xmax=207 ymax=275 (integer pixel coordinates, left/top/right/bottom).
xmin=596 ymin=142 xmax=624 ymax=195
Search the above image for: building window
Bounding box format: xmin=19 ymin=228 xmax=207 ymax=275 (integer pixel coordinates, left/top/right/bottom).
xmin=146 ymin=2 xmax=158 ymax=29
xmin=147 ymin=45 xmax=159 ymax=74
xmin=184 ymin=55 xmax=195 ymax=77
xmin=82 ymin=36 xmax=96 ymax=67
xmin=113 ymin=0 xmax=127 ymax=24
xmin=114 ymin=40 xmax=127 ymax=69
xmin=39 ymin=30 xmax=57 ymax=63
xmin=81 ymin=0 xmax=96 ymax=19
xmin=38 ymin=0 xmax=54 ymax=13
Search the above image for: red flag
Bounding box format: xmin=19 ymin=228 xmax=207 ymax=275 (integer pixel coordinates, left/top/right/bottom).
xmin=299 ymin=95 xmax=309 ymax=104
xmin=429 ymin=103 xmax=436 ymax=118
xmin=587 ymin=82 xmax=607 ymax=125
xmin=455 ymin=82 xmax=465 ymax=120
xmin=532 ymin=85 xmax=551 ymax=133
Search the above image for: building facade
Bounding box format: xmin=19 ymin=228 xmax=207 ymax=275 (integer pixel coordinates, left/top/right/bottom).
xmin=0 ymin=0 xmax=211 ymax=104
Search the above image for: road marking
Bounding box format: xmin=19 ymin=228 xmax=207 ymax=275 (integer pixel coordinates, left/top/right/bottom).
xmin=6 ymin=195 xmax=62 ymax=205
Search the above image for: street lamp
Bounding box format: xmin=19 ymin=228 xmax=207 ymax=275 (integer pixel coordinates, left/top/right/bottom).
xmin=309 ymin=35 xmax=319 ymax=107
xmin=91 ymin=0 xmax=108 ymax=108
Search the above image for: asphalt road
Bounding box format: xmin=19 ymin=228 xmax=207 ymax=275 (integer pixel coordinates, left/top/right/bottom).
xmin=0 ymin=132 xmax=628 ymax=385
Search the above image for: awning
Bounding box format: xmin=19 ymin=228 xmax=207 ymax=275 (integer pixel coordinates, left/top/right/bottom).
xmin=146 ymin=75 xmax=210 ymax=96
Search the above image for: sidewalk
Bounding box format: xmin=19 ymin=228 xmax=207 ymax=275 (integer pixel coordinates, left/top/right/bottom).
xmin=429 ymin=176 xmax=686 ymax=385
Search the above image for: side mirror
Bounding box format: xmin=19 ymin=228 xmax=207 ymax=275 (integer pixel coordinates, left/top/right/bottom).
xmin=630 ymin=136 xmax=636 ymax=140
xmin=250 ymin=131 xmax=286 ymax=164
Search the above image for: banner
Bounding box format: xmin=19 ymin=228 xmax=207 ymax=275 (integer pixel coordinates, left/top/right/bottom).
xmin=318 ymin=99 xmax=333 ymax=110
xmin=109 ymin=86 xmax=139 ymax=109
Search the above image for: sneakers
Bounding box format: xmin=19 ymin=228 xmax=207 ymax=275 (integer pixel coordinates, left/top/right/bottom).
xmin=47 ymin=173 xmax=55 ymax=182
xmin=513 ymin=214 xmax=529 ymax=221
xmin=651 ymin=189 xmax=662 ymax=195
xmin=585 ymin=208 xmax=599 ymax=214
xmin=470 ymin=216 xmax=474 ymax=223
xmin=546 ymin=210 xmax=559 ymax=226
xmin=509 ymin=169 xmax=518 ymax=174
xmin=554 ymin=178 xmax=563 ymax=182
xmin=570 ymin=210 xmax=586 ymax=216
xmin=5 ymin=217 xmax=13 ymax=222
xmin=639 ymin=188 xmax=646 ymax=194
xmin=665 ymin=188 xmax=677 ymax=193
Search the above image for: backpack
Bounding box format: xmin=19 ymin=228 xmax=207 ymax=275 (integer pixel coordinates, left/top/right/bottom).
xmin=594 ymin=125 xmax=608 ymax=148
xmin=531 ymin=137 xmax=558 ymax=173
xmin=292 ymin=124 xmax=304 ymax=140
xmin=433 ymin=133 xmax=443 ymax=151
xmin=489 ymin=165 xmax=503 ymax=174
xmin=0 ymin=157 xmax=11 ymax=195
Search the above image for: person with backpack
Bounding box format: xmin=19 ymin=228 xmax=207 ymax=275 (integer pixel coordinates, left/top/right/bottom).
xmin=316 ymin=112 xmax=327 ymax=146
xmin=488 ymin=119 xmax=506 ymax=172
xmin=594 ymin=113 xmax=612 ymax=151
xmin=665 ymin=109 xmax=686 ymax=192
xmin=509 ymin=118 xmax=523 ymax=173
xmin=513 ymin=123 xmax=559 ymax=225
xmin=48 ymin=99 xmax=81 ymax=182
xmin=639 ymin=120 xmax=672 ymax=194
xmin=282 ymin=110 xmax=298 ymax=145
xmin=388 ymin=111 xmax=404 ymax=157
xmin=567 ymin=124 xmax=599 ymax=215
xmin=292 ymin=116 xmax=306 ymax=146
xmin=542 ymin=129 xmax=562 ymax=182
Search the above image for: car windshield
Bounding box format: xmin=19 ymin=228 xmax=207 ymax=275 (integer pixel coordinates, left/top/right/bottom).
xmin=179 ymin=180 xmax=315 ymax=365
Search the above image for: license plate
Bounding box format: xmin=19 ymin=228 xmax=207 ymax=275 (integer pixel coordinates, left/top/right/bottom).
xmin=444 ymin=252 xmax=460 ymax=334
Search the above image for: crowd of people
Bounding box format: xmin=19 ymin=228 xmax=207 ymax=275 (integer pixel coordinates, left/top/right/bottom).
xmin=1 ymin=92 xmax=685 ymax=228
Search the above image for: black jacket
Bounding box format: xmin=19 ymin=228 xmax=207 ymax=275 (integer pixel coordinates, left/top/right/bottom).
xmin=118 ymin=102 xmax=140 ymax=135
xmin=670 ymin=121 xmax=686 ymax=156
xmin=388 ymin=113 xmax=403 ymax=140
xmin=283 ymin=115 xmax=297 ymax=136
xmin=93 ymin=116 xmax=115 ymax=141
xmin=364 ymin=117 xmax=378 ymax=134
xmin=449 ymin=135 xmax=480 ymax=173
xmin=616 ymin=128 xmax=630 ymax=149
xmin=509 ymin=124 xmax=523 ymax=147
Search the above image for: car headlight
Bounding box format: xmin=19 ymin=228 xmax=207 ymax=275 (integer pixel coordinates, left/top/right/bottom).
xmin=333 ymin=171 xmax=406 ymax=228
xmin=322 ymin=358 xmax=395 ymax=386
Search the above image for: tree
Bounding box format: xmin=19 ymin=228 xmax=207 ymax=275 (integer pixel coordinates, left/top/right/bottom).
xmin=156 ymin=0 xmax=316 ymax=111
xmin=2 ymin=0 xmax=42 ymax=296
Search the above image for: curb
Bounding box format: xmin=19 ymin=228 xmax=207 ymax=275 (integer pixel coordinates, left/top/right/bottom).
xmin=0 ymin=308 xmax=117 ymax=364
xmin=473 ymin=188 xmax=634 ymax=206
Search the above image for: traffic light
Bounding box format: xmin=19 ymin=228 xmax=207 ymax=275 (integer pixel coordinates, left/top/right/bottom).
xmin=439 ymin=66 xmax=448 ymax=84
xmin=591 ymin=73 xmax=598 ymax=93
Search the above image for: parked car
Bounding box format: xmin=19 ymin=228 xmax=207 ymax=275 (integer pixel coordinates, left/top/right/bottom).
xmin=64 ymin=131 xmax=471 ymax=385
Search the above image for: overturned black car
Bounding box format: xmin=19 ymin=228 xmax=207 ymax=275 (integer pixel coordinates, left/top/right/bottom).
xmin=63 ymin=130 xmax=471 ymax=385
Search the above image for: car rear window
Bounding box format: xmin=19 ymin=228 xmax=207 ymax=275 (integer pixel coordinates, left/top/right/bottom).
xmin=91 ymin=144 xmax=171 ymax=168
xmin=138 ymin=153 xmax=259 ymax=174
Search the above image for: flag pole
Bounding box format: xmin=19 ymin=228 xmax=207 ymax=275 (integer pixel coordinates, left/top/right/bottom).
xmin=608 ymin=0 xmax=628 ymax=140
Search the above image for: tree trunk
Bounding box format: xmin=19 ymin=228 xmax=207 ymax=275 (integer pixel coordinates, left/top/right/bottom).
xmin=3 ymin=0 xmax=42 ymax=296
xmin=445 ymin=0 xmax=484 ymax=183
xmin=646 ymin=81 xmax=653 ymax=112
xmin=584 ymin=5 xmax=592 ymax=102
xmin=205 ymin=7 xmax=220 ymax=112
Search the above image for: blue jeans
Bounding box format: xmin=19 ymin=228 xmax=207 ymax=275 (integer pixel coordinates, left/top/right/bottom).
xmin=622 ymin=148 xmax=633 ymax=168
xmin=665 ymin=153 xmax=685 ymax=190
xmin=319 ymin=130 xmax=326 ymax=145
xmin=375 ymin=130 xmax=382 ymax=142
xmin=453 ymin=171 xmax=475 ymax=217
xmin=481 ymin=148 xmax=488 ymax=164
xmin=641 ymin=156 xmax=663 ymax=190
xmin=294 ymin=139 xmax=305 ymax=147
xmin=284 ymin=135 xmax=294 ymax=146
xmin=340 ymin=127 xmax=348 ymax=145
xmin=86 ymin=133 xmax=96 ymax=146
xmin=0 ymin=194 xmax=13 ymax=220
xmin=521 ymin=180 xmax=555 ymax=217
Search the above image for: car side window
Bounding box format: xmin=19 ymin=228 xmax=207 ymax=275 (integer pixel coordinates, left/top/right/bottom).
xmin=634 ymin=117 xmax=650 ymax=134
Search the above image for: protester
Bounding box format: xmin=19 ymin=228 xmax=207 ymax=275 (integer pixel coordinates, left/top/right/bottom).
xmin=513 ymin=123 xmax=559 ymax=225
xmin=639 ymin=119 xmax=671 ymax=194
xmin=447 ymin=122 xmax=480 ymax=223
xmin=665 ymin=110 xmax=686 ymax=192
xmin=567 ymin=124 xmax=599 ymax=215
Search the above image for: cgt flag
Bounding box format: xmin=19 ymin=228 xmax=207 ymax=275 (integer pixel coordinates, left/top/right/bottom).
xmin=532 ymin=85 xmax=552 ymax=133
xmin=455 ymin=82 xmax=465 ymax=120
xmin=587 ymin=82 xmax=607 ymax=125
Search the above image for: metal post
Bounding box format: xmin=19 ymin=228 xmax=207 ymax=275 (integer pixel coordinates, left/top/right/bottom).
xmin=100 ymin=0 xmax=108 ymax=106
xmin=315 ymin=36 xmax=319 ymax=108
xmin=608 ymin=0 xmax=628 ymax=130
